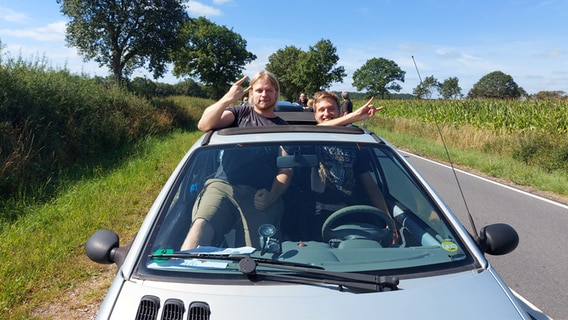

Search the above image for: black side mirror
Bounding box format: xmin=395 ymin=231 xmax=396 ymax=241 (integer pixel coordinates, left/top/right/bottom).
xmin=478 ymin=223 xmax=519 ymax=255
xmin=85 ymin=229 xmax=131 ymax=267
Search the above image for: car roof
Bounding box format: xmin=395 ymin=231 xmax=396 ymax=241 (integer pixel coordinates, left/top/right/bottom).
xmin=275 ymin=111 xmax=315 ymax=124
xmin=201 ymin=123 xmax=386 ymax=147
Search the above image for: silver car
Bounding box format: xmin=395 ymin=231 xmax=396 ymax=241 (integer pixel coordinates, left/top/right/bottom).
xmin=87 ymin=114 xmax=549 ymax=319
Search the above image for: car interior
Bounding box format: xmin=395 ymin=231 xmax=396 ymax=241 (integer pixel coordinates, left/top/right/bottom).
xmin=147 ymin=138 xmax=468 ymax=275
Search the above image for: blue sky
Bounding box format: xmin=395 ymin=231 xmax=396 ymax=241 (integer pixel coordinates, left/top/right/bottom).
xmin=1 ymin=0 xmax=567 ymax=96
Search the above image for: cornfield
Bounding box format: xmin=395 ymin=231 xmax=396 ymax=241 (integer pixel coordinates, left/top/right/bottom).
xmin=361 ymin=98 xmax=568 ymax=174
xmin=378 ymin=99 xmax=568 ymax=135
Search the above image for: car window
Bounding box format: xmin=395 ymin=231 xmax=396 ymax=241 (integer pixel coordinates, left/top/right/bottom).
xmin=139 ymin=141 xmax=473 ymax=279
xmin=370 ymin=148 xmax=454 ymax=239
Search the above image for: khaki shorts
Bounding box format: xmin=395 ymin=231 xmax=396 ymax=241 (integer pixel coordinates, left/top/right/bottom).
xmin=192 ymin=179 xmax=283 ymax=248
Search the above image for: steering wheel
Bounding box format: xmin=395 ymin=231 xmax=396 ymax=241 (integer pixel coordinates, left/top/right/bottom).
xmin=321 ymin=205 xmax=395 ymax=246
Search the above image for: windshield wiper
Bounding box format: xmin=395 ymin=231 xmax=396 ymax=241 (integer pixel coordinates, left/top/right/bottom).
xmin=238 ymin=256 xmax=399 ymax=293
xmin=149 ymin=252 xmax=399 ymax=292
xmin=149 ymin=252 xmax=324 ymax=270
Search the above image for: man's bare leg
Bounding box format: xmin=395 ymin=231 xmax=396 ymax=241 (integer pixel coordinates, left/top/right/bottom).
xmin=181 ymin=218 xmax=215 ymax=250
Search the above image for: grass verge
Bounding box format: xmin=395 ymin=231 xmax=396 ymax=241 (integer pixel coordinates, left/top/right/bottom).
xmin=0 ymin=129 xmax=203 ymax=319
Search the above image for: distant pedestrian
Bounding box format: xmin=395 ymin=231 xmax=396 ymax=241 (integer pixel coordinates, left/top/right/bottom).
xmin=297 ymin=93 xmax=308 ymax=109
xmin=305 ymin=98 xmax=314 ymax=112
xmin=340 ymin=91 xmax=353 ymax=116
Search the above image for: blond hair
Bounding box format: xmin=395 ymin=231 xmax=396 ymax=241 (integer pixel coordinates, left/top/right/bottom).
xmin=313 ymin=91 xmax=340 ymax=112
xmin=248 ymin=70 xmax=280 ymax=104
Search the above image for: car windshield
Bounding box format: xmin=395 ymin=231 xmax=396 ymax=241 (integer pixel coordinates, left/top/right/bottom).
xmin=138 ymin=141 xmax=473 ymax=279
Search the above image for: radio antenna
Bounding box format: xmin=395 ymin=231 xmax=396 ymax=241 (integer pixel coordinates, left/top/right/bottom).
xmin=411 ymin=56 xmax=479 ymax=241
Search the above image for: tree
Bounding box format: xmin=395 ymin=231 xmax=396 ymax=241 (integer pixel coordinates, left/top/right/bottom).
xmin=518 ymin=87 xmax=529 ymax=100
xmin=535 ymin=90 xmax=566 ymax=100
xmin=57 ymin=0 xmax=189 ymax=83
xmin=297 ymin=39 xmax=346 ymax=96
xmin=128 ymin=77 xmax=158 ymax=98
xmin=266 ymin=46 xmax=304 ymax=101
xmin=413 ymin=75 xmax=439 ymax=99
xmin=439 ymin=77 xmax=463 ymax=100
xmin=352 ymin=58 xmax=405 ymax=99
xmin=467 ymin=71 xmax=522 ymax=99
xmin=266 ymin=39 xmax=345 ymax=101
xmin=172 ymin=17 xmax=256 ymax=99
xmin=174 ymin=78 xmax=207 ymax=98
xmin=0 ymin=38 xmax=4 ymax=61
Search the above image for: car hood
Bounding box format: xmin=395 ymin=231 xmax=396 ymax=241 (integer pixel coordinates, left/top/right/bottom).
xmin=99 ymin=267 xmax=529 ymax=319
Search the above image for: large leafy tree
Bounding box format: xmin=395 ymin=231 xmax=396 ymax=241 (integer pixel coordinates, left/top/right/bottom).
xmin=297 ymin=39 xmax=346 ymax=95
xmin=172 ymin=17 xmax=256 ymax=99
xmin=352 ymin=58 xmax=405 ymax=99
xmin=438 ymin=77 xmax=463 ymax=100
xmin=57 ymin=0 xmax=189 ymax=83
xmin=266 ymin=46 xmax=304 ymax=101
xmin=267 ymin=39 xmax=345 ymax=101
xmin=467 ymin=71 xmax=522 ymax=99
xmin=413 ymin=75 xmax=439 ymax=99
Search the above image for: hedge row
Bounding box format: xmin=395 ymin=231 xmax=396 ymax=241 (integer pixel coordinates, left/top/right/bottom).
xmin=0 ymin=57 xmax=192 ymax=207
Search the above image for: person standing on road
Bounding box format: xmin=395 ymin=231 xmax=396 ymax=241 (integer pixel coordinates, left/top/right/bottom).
xmin=340 ymin=91 xmax=353 ymax=116
xmin=297 ymin=93 xmax=309 ymax=109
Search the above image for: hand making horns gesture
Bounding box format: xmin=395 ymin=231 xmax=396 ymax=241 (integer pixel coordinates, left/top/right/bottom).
xmin=223 ymin=75 xmax=251 ymax=104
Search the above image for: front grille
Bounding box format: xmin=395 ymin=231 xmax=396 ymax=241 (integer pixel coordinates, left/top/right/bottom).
xmin=134 ymin=295 xmax=210 ymax=320
xmin=161 ymin=299 xmax=185 ymax=320
xmin=135 ymin=295 xmax=160 ymax=320
xmin=187 ymin=301 xmax=211 ymax=320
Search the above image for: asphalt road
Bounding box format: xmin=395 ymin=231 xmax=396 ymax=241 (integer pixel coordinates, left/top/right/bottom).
xmin=402 ymin=152 xmax=567 ymax=320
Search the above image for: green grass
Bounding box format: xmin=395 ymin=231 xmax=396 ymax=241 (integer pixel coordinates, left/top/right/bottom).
xmin=0 ymin=130 xmax=203 ymax=319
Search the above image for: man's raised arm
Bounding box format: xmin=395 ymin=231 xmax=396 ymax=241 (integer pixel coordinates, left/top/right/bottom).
xmin=198 ymin=76 xmax=250 ymax=132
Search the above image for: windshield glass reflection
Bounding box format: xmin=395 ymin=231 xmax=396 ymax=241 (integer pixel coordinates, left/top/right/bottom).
xmin=142 ymin=142 xmax=470 ymax=276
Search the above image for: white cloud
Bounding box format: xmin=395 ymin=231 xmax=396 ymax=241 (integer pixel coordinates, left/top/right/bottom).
xmin=185 ymin=1 xmax=222 ymax=17
xmin=0 ymin=21 xmax=66 ymax=42
xmin=0 ymin=7 xmax=30 ymax=23
xmin=534 ymin=48 xmax=566 ymax=57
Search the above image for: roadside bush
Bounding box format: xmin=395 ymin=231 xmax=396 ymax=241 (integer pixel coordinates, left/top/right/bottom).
xmin=0 ymin=56 xmax=192 ymax=205
xmin=149 ymin=97 xmax=195 ymax=131
xmin=512 ymin=133 xmax=568 ymax=173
